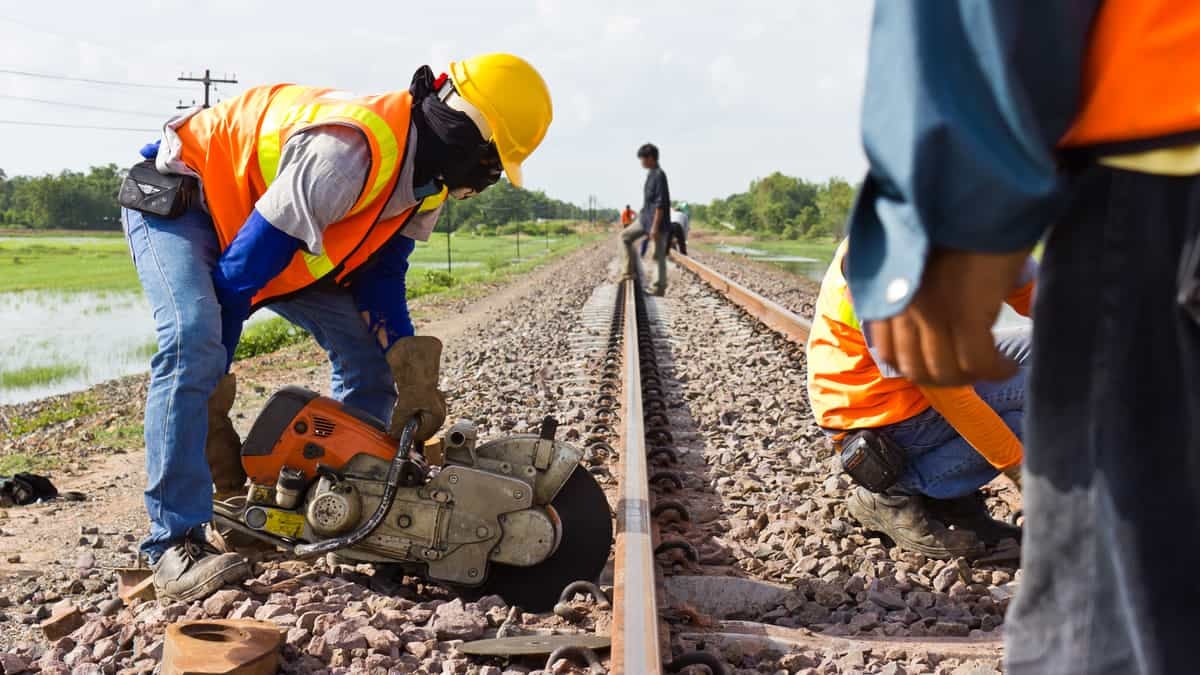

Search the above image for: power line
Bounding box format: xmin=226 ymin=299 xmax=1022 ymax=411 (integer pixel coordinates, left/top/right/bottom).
xmin=0 ymin=68 xmax=191 ymax=91
xmin=0 ymin=93 xmax=164 ymax=118
xmin=0 ymin=120 xmax=156 ymax=132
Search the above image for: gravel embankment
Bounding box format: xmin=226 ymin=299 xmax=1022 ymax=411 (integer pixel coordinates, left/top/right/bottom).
xmin=0 ymin=246 xmax=1018 ymax=674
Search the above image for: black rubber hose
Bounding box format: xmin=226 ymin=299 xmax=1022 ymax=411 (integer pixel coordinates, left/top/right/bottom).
xmin=293 ymin=416 xmax=419 ymax=556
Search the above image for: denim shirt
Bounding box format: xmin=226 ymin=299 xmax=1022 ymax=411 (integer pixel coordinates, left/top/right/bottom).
xmin=846 ymin=0 xmax=1102 ymax=321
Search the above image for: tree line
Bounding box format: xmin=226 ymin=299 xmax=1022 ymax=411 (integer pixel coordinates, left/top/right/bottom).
xmin=691 ymin=173 xmax=857 ymax=239
xmin=0 ymin=166 xmax=123 ymax=230
xmin=0 ymin=166 xmax=616 ymax=232
xmin=438 ymin=179 xmax=616 ymax=233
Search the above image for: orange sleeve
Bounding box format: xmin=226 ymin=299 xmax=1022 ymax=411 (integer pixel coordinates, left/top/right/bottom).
xmin=918 ymin=385 xmax=1023 ymax=470
xmin=1006 ymin=280 xmax=1036 ymax=318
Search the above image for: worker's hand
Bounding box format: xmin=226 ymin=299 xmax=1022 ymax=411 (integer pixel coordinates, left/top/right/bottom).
xmin=868 ymin=247 xmax=1032 ymax=386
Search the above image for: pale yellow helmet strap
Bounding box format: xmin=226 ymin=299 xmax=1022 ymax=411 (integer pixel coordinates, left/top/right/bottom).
xmin=436 ymin=80 xmax=493 ymax=143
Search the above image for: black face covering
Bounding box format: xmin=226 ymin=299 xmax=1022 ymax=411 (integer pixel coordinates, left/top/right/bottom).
xmin=409 ymin=66 xmax=504 ymax=194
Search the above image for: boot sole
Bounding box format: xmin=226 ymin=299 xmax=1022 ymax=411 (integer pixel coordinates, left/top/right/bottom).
xmin=157 ymin=559 xmax=251 ymax=605
xmin=847 ymin=495 xmax=983 ymax=561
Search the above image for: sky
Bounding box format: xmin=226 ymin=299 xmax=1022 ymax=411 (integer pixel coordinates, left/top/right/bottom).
xmin=0 ymin=1 xmax=872 ymax=209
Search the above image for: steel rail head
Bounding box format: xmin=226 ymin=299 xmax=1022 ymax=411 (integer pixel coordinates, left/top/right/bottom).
xmin=611 ymin=277 xmax=664 ymax=675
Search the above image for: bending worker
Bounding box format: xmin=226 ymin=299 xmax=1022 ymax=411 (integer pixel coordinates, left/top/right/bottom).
xmin=669 ymin=202 xmax=689 ymax=254
xmin=119 ymin=55 xmax=552 ymax=603
xmin=807 ymin=239 xmax=1031 ymax=559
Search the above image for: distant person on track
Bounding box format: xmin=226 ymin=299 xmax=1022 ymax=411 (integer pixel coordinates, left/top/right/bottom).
xmin=118 ymin=54 xmax=552 ymax=603
xmin=847 ymin=3 xmax=1200 ymax=672
xmin=668 ymin=202 xmax=690 ymax=255
xmin=808 ymin=239 xmax=1031 ymax=560
xmin=620 ymin=204 xmax=637 ymax=227
xmin=621 ymin=143 xmax=670 ymax=295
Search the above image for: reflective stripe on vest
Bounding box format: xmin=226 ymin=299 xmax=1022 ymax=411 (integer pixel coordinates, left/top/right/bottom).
xmin=256 ymin=86 xmax=403 ymax=215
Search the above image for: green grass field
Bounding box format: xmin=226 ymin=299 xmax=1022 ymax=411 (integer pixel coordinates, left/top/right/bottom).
xmin=0 ymin=228 xmax=600 ymax=297
xmin=0 ymin=235 xmax=138 ymax=293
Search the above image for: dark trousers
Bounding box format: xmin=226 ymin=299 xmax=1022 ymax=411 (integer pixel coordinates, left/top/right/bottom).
xmin=669 ymin=222 xmax=687 ymax=255
xmin=1006 ymin=166 xmax=1200 ymax=674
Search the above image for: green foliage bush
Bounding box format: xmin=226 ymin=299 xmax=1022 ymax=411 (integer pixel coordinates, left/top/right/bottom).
xmin=423 ymin=269 xmax=456 ymax=289
xmin=235 ymin=317 xmax=311 ymax=360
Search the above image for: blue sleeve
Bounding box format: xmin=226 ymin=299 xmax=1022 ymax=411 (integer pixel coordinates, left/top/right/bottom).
xmin=845 ymin=0 xmax=1102 ymax=321
xmin=350 ymin=234 xmax=416 ymax=350
xmin=211 ymin=209 xmax=303 ymax=368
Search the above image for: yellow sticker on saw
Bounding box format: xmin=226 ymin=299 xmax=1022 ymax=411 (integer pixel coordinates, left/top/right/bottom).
xmin=263 ymin=509 xmax=306 ymax=538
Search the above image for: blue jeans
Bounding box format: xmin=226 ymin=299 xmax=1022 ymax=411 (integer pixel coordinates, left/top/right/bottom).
xmin=123 ymin=208 xmax=395 ymax=560
xmin=1005 ymin=166 xmax=1200 ymax=675
xmin=880 ymin=326 xmax=1031 ymax=499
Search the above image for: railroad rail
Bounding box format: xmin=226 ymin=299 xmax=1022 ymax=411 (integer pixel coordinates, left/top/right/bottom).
xmin=669 ymin=250 xmax=812 ymax=345
xmin=604 ymin=251 xmax=1007 ymax=674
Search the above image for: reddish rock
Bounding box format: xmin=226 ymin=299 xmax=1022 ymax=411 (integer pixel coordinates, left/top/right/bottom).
xmin=41 ymin=603 xmax=84 ymax=641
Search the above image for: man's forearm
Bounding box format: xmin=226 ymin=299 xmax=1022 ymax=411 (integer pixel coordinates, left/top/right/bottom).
xmin=651 ymin=207 xmax=666 ymax=235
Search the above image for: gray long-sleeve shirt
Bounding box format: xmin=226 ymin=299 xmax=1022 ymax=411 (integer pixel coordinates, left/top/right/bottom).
xmin=157 ymin=111 xmax=441 ymax=253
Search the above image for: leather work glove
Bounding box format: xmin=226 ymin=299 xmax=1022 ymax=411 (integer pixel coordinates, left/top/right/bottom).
xmin=207 ymin=373 xmax=247 ymax=499
xmin=385 ymin=336 xmax=448 ymax=442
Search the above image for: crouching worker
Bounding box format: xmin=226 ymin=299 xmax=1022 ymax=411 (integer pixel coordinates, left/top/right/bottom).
xmin=118 ymin=55 xmax=552 ymax=602
xmin=806 ymin=240 xmax=1033 ymax=559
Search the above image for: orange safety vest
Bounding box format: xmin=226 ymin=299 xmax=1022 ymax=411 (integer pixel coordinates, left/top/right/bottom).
xmin=1059 ymin=0 xmax=1200 ymax=148
xmin=806 ymin=241 xmax=930 ymax=430
xmin=177 ymin=84 xmax=446 ymax=306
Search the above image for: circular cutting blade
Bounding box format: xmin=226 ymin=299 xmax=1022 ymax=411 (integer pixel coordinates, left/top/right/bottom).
xmin=464 ymin=466 xmax=613 ymax=612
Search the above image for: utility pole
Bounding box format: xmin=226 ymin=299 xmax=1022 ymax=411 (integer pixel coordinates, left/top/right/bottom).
xmin=177 ymin=69 xmax=238 ymax=109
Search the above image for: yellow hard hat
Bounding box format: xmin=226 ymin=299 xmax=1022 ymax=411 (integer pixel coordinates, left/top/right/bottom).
xmin=448 ymin=53 xmax=552 ymax=188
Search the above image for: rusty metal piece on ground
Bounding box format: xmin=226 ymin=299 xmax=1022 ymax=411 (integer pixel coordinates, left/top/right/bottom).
xmin=679 ymin=620 xmax=1004 ymax=661
xmin=546 ymin=645 xmax=606 ymax=674
xmin=670 ymin=251 xmax=812 ymax=345
xmin=666 ymin=651 xmax=729 ymax=675
xmin=40 ymin=601 xmax=84 ymax=641
xmin=162 ymin=619 xmax=282 ymax=675
xmin=116 ymin=567 xmax=156 ymax=603
xmin=612 ymin=279 xmax=664 ymax=675
xmin=459 ymin=634 xmax=612 ymax=656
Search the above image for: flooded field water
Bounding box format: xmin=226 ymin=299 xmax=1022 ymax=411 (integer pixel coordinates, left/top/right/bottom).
xmin=0 ymin=291 xmax=156 ymax=404
xmin=0 ymin=291 xmax=277 ymax=405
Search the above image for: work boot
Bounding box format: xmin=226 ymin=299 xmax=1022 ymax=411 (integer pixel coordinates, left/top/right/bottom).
xmin=385 ymin=336 xmax=447 ymax=442
xmin=206 ymin=373 xmax=247 ymax=499
xmin=926 ymin=491 xmax=1022 ymax=547
xmin=846 ymin=487 xmax=985 ymax=560
xmin=153 ymin=534 xmax=250 ymax=603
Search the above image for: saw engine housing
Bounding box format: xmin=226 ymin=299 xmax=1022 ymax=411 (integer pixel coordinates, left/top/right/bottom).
xmin=224 ymin=387 xmax=590 ymax=588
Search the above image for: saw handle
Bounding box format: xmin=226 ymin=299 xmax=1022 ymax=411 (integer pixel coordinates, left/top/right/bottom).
xmin=293 ymin=415 xmax=420 ymax=557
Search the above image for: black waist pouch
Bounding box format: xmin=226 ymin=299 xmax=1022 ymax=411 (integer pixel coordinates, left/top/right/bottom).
xmin=118 ymin=159 xmax=197 ymax=219
xmin=839 ymin=429 xmax=907 ymax=493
